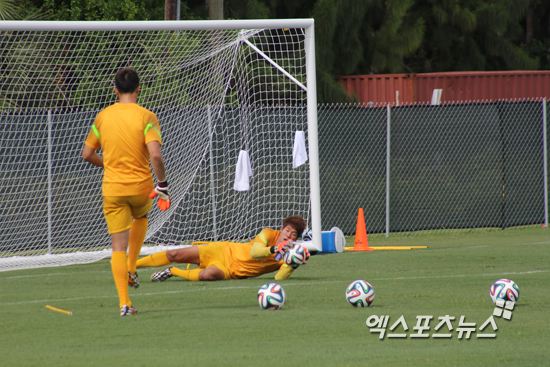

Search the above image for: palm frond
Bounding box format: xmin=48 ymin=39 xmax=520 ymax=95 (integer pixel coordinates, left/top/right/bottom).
xmin=0 ymin=0 xmax=19 ymax=20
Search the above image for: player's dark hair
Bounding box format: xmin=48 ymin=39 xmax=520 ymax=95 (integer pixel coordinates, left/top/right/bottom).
xmin=115 ymin=67 xmax=140 ymax=94
xmin=282 ymin=215 xmax=307 ymax=238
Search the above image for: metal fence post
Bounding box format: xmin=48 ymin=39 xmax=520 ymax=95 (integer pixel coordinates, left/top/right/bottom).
xmin=386 ymin=104 xmax=391 ymax=237
xmin=500 ymin=105 xmax=506 ymax=230
xmin=543 ymin=99 xmax=548 ymax=228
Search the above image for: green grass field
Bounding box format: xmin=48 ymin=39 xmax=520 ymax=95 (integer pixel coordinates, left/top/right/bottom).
xmin=1 ymin=227 xmax=549 ymax=367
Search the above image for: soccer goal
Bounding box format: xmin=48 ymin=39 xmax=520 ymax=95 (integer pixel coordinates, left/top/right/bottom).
xmin=0 ymin=19 xmax=322 ymax=272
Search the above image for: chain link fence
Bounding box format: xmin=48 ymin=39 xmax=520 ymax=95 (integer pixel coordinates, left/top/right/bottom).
xmin=318 ymin=100 xmax=549 ymax=237
xmin=1 ymin=99 xmax=547 ymax=262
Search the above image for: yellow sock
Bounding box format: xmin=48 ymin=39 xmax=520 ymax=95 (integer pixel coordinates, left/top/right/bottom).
xmin=136 ymin=250 xmax=171 ymax=268
xmin=170 ymin=267 xmax=201 ymax=281
xmin=128 ymin=218 xmax=148 ymax=274
xmin=111 ymin=251 xmax=131 ymax=308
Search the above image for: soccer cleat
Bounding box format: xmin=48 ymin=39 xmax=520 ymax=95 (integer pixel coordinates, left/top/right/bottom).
xmin=128 ymin=271 xmax=139 ymax=289
xmin=120 ymin=305 xmax=138 ymax=316
xmin=151 ymin=268 xmax=173 ymax=282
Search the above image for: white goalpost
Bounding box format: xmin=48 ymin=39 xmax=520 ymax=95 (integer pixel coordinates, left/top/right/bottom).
xmin=0 ymin=19 xmax=322 ymax=272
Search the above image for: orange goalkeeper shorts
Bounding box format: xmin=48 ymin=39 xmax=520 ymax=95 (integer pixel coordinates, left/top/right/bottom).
xmin=198 ymin=243 xmax=231 ymax=280
xmin=103 ymin=193 xmax=152 ymax=234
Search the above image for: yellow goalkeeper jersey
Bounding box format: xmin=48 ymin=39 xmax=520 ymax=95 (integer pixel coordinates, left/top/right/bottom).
xmin=84 ymin=103 xmax=162 ymax=196
xmin=222 ymin=228 xmax=284 ymax=279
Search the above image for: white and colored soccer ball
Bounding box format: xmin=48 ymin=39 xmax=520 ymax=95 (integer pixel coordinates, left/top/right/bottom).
xmin=489 ymin=278 xmax=519 ymax=303
xmin=257 ymin=283 xmax=286 ymax=310
xmin=345 ymin=280 xmax=375 ymax=307
xmin=283 ymin=244 xmax=308 ymax=266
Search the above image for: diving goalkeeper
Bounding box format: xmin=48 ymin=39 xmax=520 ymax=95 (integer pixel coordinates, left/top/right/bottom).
xmin=136 ymin=215 xmax=309 ymax=281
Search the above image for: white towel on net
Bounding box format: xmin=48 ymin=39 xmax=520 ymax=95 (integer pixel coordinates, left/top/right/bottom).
xmin=234 ymin=150 xmax=253 ymax=191
xmin=293 ymin=131 xmax=308 ymax=169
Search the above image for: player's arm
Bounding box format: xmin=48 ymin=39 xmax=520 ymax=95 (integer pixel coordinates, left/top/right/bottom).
xmin=250 ymin=230 xmax=292 ymax=259
xmin=82 ymin=124 xmax=103 ymax=167
xmin=146 ymin=119 xmax=171 ymax=211
xmin=274 ymin=264 xmax=294 ymax=280
xmin=147 ymin=141 xmax=166 ymax=182
xmin=250 ymin=230 xmax=272 ymax=259
xmin=82 ymin=145 xmax=104 ymax=167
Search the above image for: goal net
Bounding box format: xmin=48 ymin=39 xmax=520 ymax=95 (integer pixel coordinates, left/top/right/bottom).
xmin=0 ymin=20 xmax=321 ymax=272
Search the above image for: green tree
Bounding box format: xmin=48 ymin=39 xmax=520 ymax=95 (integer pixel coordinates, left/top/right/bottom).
xmin=405 ymin=0 xmax=538 ymax=72
xmin=312 ymin=0 xmax=424 ymax=101
xmin=521 ymin=0 xmax=550 ymax=70
xmin=11 ymin=0 xmax=548 ymax=103
xmin=224 ymin=0 xmax=270 ymax=19
xmin=0 ymin=0 xmax=18 ymax=19
xmin=312 ymin=0 xmax=366 ymax=102
xmin=359 ymin=0 xmax=425 ymax=74
xmin=41 ymin=0 xmax=165 ymax=20
xmin=0 ymin=0 xmax=49 ymax=19
xmin=223 ymin=0 xmax=315 ymax=19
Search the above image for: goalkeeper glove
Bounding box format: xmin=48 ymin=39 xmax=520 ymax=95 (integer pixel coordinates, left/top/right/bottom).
xmin=303 ymin=247 xmax=310 ymax=261
xmin=149 ymin=180 xmax=170 ymax=211
xmin=270 ymin=240 xmax=293 ymax=261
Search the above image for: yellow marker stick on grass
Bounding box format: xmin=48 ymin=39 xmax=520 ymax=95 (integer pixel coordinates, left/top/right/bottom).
xmin=46 ymin=305 xmax=72 ymax=315
xmin=344 ymin=246 xmax=428 ymax=251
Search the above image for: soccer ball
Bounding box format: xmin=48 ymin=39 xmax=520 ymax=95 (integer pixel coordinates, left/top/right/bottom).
xmin=489 ymin=278 xmax=519 ymax=303
xmin=283 ymin=244 xmax=308 ymax=266
xmin=345 ymin=280 xmax=375 ymax=307
xmin=257 ymin=283 xmax=286 ymax=310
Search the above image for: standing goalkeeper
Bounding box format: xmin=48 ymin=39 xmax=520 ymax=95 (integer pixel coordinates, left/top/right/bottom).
xmin=82 ymin=67 xmax=170 ymax=316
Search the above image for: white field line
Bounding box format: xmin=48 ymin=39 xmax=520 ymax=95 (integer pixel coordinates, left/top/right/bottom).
xmin=0 ymin=280 xmax=342 ymax=306
xmin=371 ymin=269 xmax=549 ymax=281
xmin=0 ymin=270 xmax=547 ymax=307
xmin=459 ymin=241 xmax=550 ymax=248
xmin=1 ymin=270 xmax=113 ymax=280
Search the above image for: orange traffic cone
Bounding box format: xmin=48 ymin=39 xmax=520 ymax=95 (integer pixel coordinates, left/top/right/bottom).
xmin=349 ymin=208 xmax=373 ymax=251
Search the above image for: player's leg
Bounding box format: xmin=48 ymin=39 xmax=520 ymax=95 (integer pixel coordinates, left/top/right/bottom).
xmin=136 ymin=250 xmax=172 ymax=268
xmin=127 ymin=216 xmax=147 ymax=289
xmin=151 ymin=244 xmax=229 ymax=282
xmin=128 ymin=216 xmax=148 ymax=274
xmin=167 ymin=266 xmax=201 ymax=281
xmin=168 ymin=265 xmax=225 ymax=281
xmin=146 ymin=246 xmax=201 ymax=282
xmin=104 ymin=196 xmax=136 ymax=315
xmin=167 ymin=246 xmax=200 ymax=264
xmin=198 ymin=266 xmax=226 ymax=280
xmin=111 ymin=229 xmax=132 ymax=307
xmin=137 ymin=246 xmax=200 ymax=269
xmin=127 ymin=192 xmax=153 ymax=288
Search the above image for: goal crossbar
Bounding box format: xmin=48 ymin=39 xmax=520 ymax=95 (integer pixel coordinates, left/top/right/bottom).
xmin=0 ymin=19 xmax=314 ymax=32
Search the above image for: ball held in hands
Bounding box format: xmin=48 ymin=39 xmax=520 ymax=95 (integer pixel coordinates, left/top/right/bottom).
xmin=283 ymin=243 xmax=309 ymax=268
